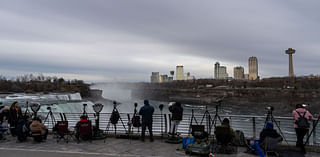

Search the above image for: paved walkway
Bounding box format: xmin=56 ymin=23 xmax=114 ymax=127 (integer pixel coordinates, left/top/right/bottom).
xmin=0 ymin=135 xmax=319 ymax=157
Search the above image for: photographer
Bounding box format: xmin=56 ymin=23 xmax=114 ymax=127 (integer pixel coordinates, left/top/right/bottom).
xmin=292 ymin=104 xmax=314 ymax=154
xmin=168 ymin=102 xmax=183 ymax=135
xmin=139 ymin=99 xmax=154 ymax=142
xmin=30 ymin=117 xmax=48 ymax=141
xmin=9 ymin=102 xmax=22 ymax=137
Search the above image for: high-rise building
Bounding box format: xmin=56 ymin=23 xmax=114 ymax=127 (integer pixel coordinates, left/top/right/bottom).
xmin=150 ymin=72 xmax=160 ymax=83
xmin=248 ymin=56 xmax=258 ymax=80
xmin=214 ymin=62 xmax=228 ymax=79
xmin=234 ymin=66 xmax=244 ymax=79
xmin=214 ymin=62 xmax=220 ymax=79
xmin=160 ymin=75 xmax=168 ymax=82
xmin=186 ymin=72 xmax=195 ymax=80
xmin=176 ymin=65 xmax=184 ymax=80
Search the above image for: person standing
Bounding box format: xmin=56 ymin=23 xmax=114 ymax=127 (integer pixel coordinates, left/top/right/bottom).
xmin=292 ymin=104 xmax=314 ymax=154
xmin=169 ymin=102 xmax=183 ymax=135
xmin=9 ymin=102 xmax=22 ymax=136
xmin=139 ymin=99 xmax=154 ymax=142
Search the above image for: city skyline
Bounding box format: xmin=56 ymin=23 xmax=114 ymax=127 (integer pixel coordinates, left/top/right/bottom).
xmin=1 ymin=1 xmax=320 ymax=82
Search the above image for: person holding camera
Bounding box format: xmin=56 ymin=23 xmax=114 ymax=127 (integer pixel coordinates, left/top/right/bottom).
xmin=292 ymin=104 xmax=314 ymax=154
xmin=139 ymin=99 xmax=154 ymax=142
xmin=168 ymin=102 xmax=183 ymax=136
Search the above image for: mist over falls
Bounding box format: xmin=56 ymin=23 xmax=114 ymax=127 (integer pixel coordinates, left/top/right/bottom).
xmin=90 ymin=83 xmax=270 ymax=116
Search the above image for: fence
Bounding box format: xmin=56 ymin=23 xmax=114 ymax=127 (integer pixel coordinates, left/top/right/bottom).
xmin=37 ymin=111 xmax=320 ymax=146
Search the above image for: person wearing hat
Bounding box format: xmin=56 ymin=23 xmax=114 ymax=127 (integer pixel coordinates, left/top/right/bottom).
xmin=292 ymin=104 xmax=314 ymax=154
xmin=139 ymin=99 xmax=154 ymax=142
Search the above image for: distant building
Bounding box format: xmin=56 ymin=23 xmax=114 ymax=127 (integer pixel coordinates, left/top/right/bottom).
xmin=186 ymin=72 xmax=195 ymax=80
xmin=248 ymin=56 xmax=258 ymax=80
xmin=244 ymin=74 xmax=249 ymax=80
xmin=150 ymin=72 xmax=160 ymax=83
xmin=160 ymin=75 xmax=168 ymax=82
xmin=234 ymin=66 xmax=244 ymax=79
xmin=176 ymin=65 xmax=184 ymax=80
xmin=214 ymin=62 xmax=228 ymax=79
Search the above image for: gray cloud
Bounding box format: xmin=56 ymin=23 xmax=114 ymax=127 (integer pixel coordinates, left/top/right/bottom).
xmin=0 ymin=0 xmax=319 ymax=82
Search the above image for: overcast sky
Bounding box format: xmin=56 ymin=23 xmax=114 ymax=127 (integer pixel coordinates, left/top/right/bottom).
xmin=0 ymin=0 xmax=319 ymax=82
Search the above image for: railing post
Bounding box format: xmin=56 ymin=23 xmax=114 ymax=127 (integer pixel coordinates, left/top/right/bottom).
xmin=313 ymin=120 xmax=317 ymax=145
xmin=164 ymin=114 xmax=168 ymax=134
xmin=252 ymin=117 xmax=256 ymax=139
xmin=168 ymin=114 xmax=172 ymax=134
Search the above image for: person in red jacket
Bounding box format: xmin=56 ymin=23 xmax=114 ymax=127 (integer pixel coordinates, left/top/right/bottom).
xmin=292 ymin=104 xmax=314 ymax=154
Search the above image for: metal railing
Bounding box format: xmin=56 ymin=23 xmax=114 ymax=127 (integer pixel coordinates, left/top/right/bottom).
xmin=37 ymin=112 xmax=320 ymax=146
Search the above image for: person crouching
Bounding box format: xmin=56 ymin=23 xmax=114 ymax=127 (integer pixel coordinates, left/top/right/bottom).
xmin=30 ymin=117 xmax=48 ymax=141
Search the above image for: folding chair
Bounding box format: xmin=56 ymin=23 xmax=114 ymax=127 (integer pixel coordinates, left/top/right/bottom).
xmin=214 ymin=126 xmax=236 ymax=154
xmin=56 ymin=121 xmax=71 ymax=143
xmin=76 ymin=120 xmax=92 ymax=143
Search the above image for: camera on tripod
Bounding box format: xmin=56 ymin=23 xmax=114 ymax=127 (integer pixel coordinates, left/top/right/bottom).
xmin=265 ymin=106 xmax=274 ymax=111
xmin=47 ymin=106 xmax=51 ymax=110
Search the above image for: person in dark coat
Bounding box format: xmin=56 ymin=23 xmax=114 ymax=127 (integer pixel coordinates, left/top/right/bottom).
xmin=259 ymin=122 xmax=281 ymax=144
xmin=139 ymin=99 xmax=154 ymax=142
xmin=169 ymin=102 xmax=183 ymax=135
xmin=9 ymin=102 xmax=22 ymax=136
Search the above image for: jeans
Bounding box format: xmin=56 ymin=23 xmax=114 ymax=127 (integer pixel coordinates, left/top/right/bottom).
xmin=170 ymin=120 xmax=180 ymax=135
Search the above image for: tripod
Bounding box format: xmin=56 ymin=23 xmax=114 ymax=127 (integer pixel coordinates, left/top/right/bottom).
xmin=188 ymin=109 xmax=198 ymax=136
xmin=212 ymin=104 xmax=222 ymax=128
xmin=104 ymin=105 xmax=127 ymax=142
xmin=44 ymin=108 xmax=56 ymax=129
xmin=264 ymin=109 xmax=289 ymax=145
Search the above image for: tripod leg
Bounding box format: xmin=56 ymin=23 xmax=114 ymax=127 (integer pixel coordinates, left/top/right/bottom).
xmin=305 ymin=116 xmax=320 ymax=145
xmin=119 ymin=117 xmax=127 ymax=133
xmin=271 ymin=116 xmax=289 ymax=145
xmin=44 ymin=112 xmax=50 ymax=124
xmin=104 ymin=120 xmax=111 ymax=143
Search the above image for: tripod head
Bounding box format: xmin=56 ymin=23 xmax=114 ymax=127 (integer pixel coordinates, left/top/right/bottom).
xmin=265 ymin=106 xmax=274 ymax=115
xmin=83 ymin=103 xmax=88 ymax=115
xmin=159 ymin=104 xmax=164 ymax=111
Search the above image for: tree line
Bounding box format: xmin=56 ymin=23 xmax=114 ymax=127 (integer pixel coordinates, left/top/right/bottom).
xmin=0 ymin=74 xmax=91 ymax=97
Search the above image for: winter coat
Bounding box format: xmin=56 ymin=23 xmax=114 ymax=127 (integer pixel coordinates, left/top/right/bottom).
xmin=9 ymin=108 xmax=22 ymax=126
xmin=259 ymin=128 xmax=281 ymax=144
xmin=169 ymin=104 xmax=183 ymax=121
xmin=292 ymin=108 xmax=313 ymax=129
xmin=30 ymin=120 xmax=47 ymax=135
xmin=139 ymin=104 xmax=154 ymax=124
xmin=0 ymin=110 xmax=10 ymax=123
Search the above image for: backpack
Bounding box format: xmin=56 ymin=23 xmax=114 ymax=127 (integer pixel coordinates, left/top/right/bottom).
xmin=233 ymin=130 xmax=246 ymax=146
xmin=110 ymin=110 xmax=120 ymax=125
xmin=295 ymin=111 xmax=310 ymax=128
xmin=132 ymin=115 xmax=141 ymax=127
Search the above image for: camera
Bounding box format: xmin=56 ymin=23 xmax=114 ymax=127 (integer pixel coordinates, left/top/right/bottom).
xmin=47 ymin=106 xmax=51 ymax=110
xmin=83 ymin=103 xmax=87 ymax=107
xmin=134 ymin=103 xmax=138 ymax=108
xmin=265 ymin=106 xmax=274 ymax=111
xmin=159 ymin=104 xmax=164 ymax=110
